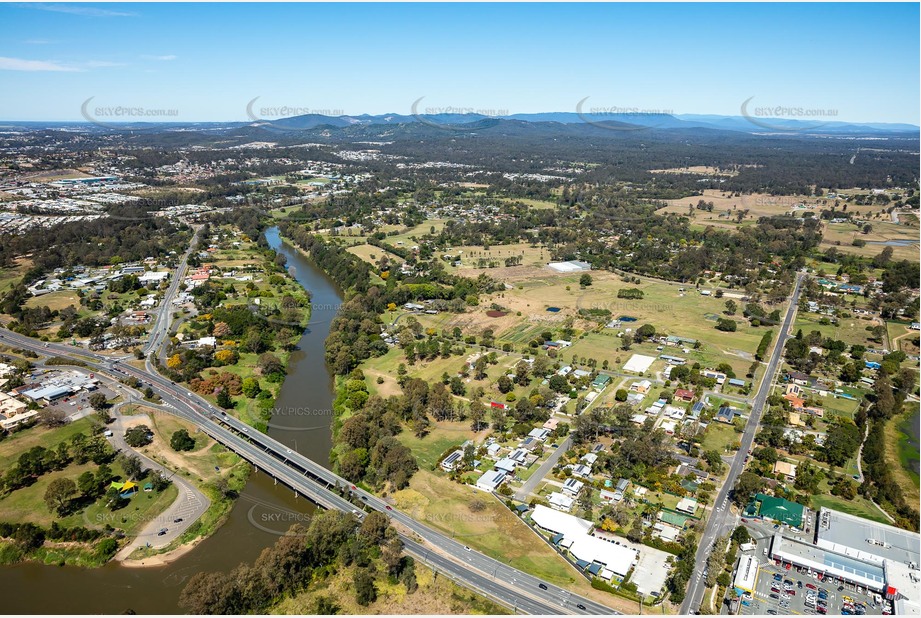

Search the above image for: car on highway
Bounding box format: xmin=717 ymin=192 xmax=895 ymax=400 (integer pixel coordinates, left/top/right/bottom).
xmin=158 ymin=528 xmax=168 ymax=536
xmin=538 ymin=583 xmax=548 ymax=590
xmin=173 ymin=518 xmax=183 ymax=523
xmin=576 ymin=604 xmax=586 ymax=611
xmin=385 ymin=505 xmax=392 ymax=511
xmin=464 ymin=546 xmax=470 ymax=551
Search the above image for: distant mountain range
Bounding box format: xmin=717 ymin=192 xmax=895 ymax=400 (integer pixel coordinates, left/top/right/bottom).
xmin=249 ymin=111 xmax=919 ymax=135
xmin=1 ymin=112 xmax=917 ymax=136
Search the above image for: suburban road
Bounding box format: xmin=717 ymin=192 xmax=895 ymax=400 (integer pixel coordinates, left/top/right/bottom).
xmin=680 ymin=272 xmax=805 ymax=614
xmin=142 ymin=224 xmax=200 ymax=357
xmin=515 ymin=435 xmax=572 ymax=502
xmin=0 ymin=327 xmax=617 ymax=616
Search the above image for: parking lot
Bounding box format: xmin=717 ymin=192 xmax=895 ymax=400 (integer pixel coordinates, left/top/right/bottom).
xmin=730 ymin=521 xmax=893 ymax=617
xmin=28 ymin=368 xmax=118 ymax=422
xmin=738 ymin=559 xmax=891 ymax=616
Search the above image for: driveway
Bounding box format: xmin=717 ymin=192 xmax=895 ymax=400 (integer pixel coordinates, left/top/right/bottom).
xmin=108 ymin=411 xmax=210 ymax=558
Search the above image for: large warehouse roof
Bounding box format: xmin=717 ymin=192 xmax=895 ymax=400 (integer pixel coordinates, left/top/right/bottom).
xmin=816 ymin=507 xmax=920 ymax=566
xmin=623 ymin=354 xmax=656 ymax=374
xmin=568 ymin=534 xmax=638 ymax=578
xmin=531 ymin=505 xmax=593 ymax=538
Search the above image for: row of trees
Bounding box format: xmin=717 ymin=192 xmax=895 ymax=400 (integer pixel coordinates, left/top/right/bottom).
xmin=179 ymin=510 xmax=415 ymax=614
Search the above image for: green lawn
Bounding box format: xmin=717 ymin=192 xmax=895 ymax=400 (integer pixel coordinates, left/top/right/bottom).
xmin=0 ymin=459 xmax=178 ymax=536
xmin=395 ymin=421 xmax=480 ymax=470
xmin=795 ymin=314 xmax=878 ymax=349
xmin=699 ymin=422 xmax=741 ymax=453
xmin=821 ymin=394 xmax=862 ymax=420
xmin=810 ymin=493 xmax=890 ymax=525
xmin=394 ymin=470 xmax=594 ymax=593
xmin=0 ymin=418 xmax=97 ymax=469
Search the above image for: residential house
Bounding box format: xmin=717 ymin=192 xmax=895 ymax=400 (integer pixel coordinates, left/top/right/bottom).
xmin=631 ymin=379 xmax=652 ymax=394
xmin=440 ymin=450 xmax=464 ymax=472
xmin=715 ymin=406 xmax=737 ymax=424
xmin=494 ymin=458 xmax=518 ymax=475
xmin=676 ymin=497 xmax=698 ymax=515
xmin=773 ymin=461 xmax=798 ymax=482
xmin=475 ymin=470 xmax=506 ymax=492
xmin=562 ymin=478 xmax=585 ymax=496
xmin=548 ymin=491 xmax=575 ymax=511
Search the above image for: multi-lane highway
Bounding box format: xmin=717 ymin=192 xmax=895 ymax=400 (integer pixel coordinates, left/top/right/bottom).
xmin=680 ymin=272 xmax=805 ymax=614
xmin=0 ymin=327 xmax=616 ymax=615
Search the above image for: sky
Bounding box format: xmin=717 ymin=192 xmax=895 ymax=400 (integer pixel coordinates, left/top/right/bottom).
xmin=0 ymin=2 xmax=918 ymax=124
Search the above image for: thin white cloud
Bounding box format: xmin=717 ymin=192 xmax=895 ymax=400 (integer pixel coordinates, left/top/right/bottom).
xmin=0 ymin=56 xmax=81 ymax=72
xmin=142 ymin=54 xmax=177 ymax=61
xmin=24 ymin=38 xmax=56 ymax=44
xmin=15 ymin=3 xmax=136 ymax=17
xmin=84 ymin=60 xmax=126 ymax=68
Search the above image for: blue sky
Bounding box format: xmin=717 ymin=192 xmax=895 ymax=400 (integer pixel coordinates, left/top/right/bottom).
xmin=0 ymin=2 xmax=918 ymax=123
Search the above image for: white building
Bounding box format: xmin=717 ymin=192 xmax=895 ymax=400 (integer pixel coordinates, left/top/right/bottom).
xmin=623 ymin=354 xmax=656 ymax=374
xmin=548 ymin=491 xmax=575 ymax=511
xmin=475 ymin=470 xmax=506 ymax=492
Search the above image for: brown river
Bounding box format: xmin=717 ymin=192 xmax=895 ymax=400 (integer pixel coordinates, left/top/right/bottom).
xmin=2 ymin=227 xmax=341 ymax=613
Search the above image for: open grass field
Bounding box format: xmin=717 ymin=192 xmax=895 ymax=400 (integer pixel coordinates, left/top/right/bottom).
xmin=345 ymin=243 xmax=402 ymax=267
xmin=391 ymin=470 xmax=638 ymax=611
xmin=0 ymin=418 xmax=97 ymax=469
xmin=499 ymin=197 xmax=559 ymax=210
xmin=382 ymin=219 xmax=450 ymax=247
xmin=886 ymin=408 xmax=920 ymax=507
xmin=443 ymin=269 xmax=775 ymax=376
xmin=395 ymin=421 xmax=486 ymax=470
xmin=820 ymin=221 xmax=919 ymax=261
xmin=888 ymin=321 xmax=920 ymax=356
xmin=794 ymin=313 xmax=879 ymax=349
xmin=699 ymin=422 xmax=741 ymax=453
xmin=650 ymin=165 xmax=741 ymax=176
xmin=810 ymin=492 xmax=890 ymax=526
xmin=23 ymin=290 xmax=81 ymax=312
xmin=447 ymin=241 xmax=549 ymax=272
xmin=0 ymin=456 xmax=178 ymax=535
xmin=137 ymin=406 xmax=242 ymax=484
xmin=820 ymin=394 xmax=862 ymax=420
xmin=0 ymin=257 xmax=31 ymax=293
